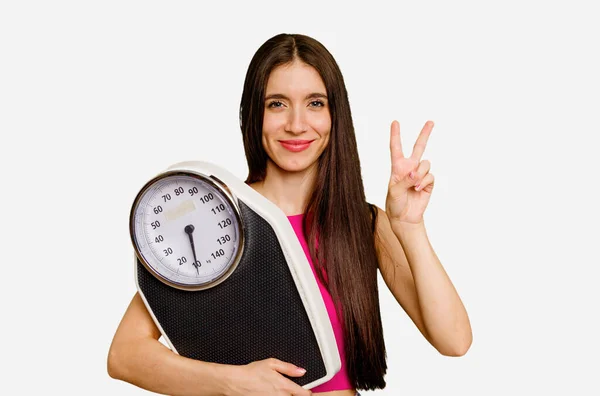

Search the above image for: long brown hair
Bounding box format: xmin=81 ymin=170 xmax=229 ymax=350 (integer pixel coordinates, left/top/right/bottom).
xmin=239 ymin=33 xmax=386 ymax=390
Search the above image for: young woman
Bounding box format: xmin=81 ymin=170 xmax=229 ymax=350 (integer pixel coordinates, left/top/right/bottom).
xmin=108 ymin=33 xmax=472 ymax=396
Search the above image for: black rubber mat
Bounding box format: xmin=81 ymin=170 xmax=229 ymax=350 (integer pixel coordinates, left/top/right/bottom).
xmin=137 ymin=200 xmax=326 ymax=385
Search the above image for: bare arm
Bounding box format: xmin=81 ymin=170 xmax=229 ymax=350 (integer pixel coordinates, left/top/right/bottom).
xmin=107 ymin=292 xmax=231 ymax=396
xmin=374 ymin=205 xmax=472 ymax=356
xmin=107 ymin=293 xmax=311 ymax=396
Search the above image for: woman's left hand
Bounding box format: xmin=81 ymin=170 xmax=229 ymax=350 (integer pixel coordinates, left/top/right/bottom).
xmin=385 ymin=120 xmax=435 ymax=225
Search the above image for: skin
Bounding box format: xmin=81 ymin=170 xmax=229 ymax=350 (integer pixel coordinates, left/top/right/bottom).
xmin=249 ymin=60 xmax=331 ymax=217
xmin=107 ymin=58 xmax=472 ymax=396
xmin=249 ymin=60 xmax=354 ymax=396
xmin=252 ymin=59 xmax=472 ymax=389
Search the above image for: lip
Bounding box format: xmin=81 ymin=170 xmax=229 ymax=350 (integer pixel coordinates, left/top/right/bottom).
xmin=279 ymin=139 xmax=314 ymax=152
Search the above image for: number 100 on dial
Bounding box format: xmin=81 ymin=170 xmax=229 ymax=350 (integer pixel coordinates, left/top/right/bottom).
xmin=129 ymin=172 xmax=244 ymax=291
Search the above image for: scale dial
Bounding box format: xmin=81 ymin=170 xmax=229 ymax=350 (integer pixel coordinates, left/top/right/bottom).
xmin=130 ymin=171 xmax=244 ymax=291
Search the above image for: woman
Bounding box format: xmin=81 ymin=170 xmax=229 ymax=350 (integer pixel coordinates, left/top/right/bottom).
xmin=108 ymin=33 xmax=472 ymax=396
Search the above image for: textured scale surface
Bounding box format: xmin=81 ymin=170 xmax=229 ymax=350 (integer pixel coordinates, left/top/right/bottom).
xmin=137 ymin=200 xmax=326 ymax=385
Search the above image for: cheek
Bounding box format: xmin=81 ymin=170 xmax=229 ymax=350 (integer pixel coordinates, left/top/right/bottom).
xmin=261 ymin=115 xmax=275 ymax=147
xmin=310 ymin=113 xmax=332 ymax=136
xmin=261 ymin=113 xmax=280 ymax=152
xmin=262 ymin=111 xmax=283 ymax=133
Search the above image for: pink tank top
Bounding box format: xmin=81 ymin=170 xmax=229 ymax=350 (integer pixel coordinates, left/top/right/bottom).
xmin=287 ymin=213 xmax=352 ymax=392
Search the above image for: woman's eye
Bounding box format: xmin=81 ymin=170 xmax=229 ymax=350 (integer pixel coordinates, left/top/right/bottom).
xmin=267 ymin=100 xmax=324 ymax=108
xmin=268 ymin=101 xmax=283 ymax=108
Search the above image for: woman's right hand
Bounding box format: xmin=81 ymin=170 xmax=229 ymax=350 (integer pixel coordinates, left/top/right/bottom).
xmin=226 ymin=358 xmax=312 ymax=396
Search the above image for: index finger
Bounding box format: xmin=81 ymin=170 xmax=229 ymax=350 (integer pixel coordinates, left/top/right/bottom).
xmin=411 ymin=120 xmax=434 ymax=161
xmin=390 ymin=120 xmax=404 ymax=160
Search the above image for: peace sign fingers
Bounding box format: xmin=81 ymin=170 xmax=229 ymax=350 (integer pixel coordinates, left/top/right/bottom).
xmin=411 ymin=121 xmax=434 ymax=161
xmin=386 ymin=119 xmax=436 ymax=224
xmin=389 ymin=120 xmax=405 ymax=160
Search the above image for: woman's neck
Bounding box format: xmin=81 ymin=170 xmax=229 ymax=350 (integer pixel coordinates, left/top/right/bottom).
xmin=250 ymin=161 xmax=317 ymax=216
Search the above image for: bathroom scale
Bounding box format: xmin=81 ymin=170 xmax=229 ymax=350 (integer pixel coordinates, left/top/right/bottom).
xmin=129 ymin=160 xmax=341 ymax=388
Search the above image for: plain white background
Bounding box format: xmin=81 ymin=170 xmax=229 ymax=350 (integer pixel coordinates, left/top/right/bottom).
xmin=1 ymin=1 xmax=598 ymax=394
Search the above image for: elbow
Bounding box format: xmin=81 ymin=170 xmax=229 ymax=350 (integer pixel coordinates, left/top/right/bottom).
xmin=440 ymin=343 xmax=470 ymax=357
xmin=107 ymin=343 xmax=126 ymax=380
xmin=439 ymin=334 xmax=472 ymax=357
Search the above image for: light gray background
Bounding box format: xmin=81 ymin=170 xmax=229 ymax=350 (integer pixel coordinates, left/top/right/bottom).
xmin=1 ymin=1 xmax=598 ymax=394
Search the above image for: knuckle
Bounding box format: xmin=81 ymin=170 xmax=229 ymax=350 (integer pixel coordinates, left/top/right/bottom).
xmin=266 ymin=358 xmax=278 ymax=367
xmin=387 ymin=185 xmax=402 ymax=199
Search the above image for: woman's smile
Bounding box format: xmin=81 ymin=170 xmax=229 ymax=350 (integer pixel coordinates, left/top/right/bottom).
xmin=261 ymin=60 xmax=332 ymax=173
xmin=279 ymin=139 xmax=315 ymax=152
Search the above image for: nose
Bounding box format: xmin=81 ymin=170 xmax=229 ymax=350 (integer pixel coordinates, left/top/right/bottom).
xmin=284 ymin=107 xmax=308 ymax=134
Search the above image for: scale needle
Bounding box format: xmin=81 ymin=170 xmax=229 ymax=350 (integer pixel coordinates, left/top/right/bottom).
xmin=184 ymin=224 xmax=200 ymax=275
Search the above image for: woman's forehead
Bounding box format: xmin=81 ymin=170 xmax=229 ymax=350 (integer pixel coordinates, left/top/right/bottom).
xmin=266 ymin=61 xmax=326 ymax=97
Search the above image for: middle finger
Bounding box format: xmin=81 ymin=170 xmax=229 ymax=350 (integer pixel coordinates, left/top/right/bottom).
xmin=410 ymin=121 xmax=434 ymax=161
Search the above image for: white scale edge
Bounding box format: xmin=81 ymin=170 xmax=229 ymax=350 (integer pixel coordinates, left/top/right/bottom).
xmin=133 ymin=160 xmax=341 ymax=389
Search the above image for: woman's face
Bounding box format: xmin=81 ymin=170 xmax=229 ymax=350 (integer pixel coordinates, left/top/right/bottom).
xmin=262 ymin=60 xmax=331 ymax=174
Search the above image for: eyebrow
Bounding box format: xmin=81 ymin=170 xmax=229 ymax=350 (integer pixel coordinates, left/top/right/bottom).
xmin=264 ymin=92 xmax=328 ymax=101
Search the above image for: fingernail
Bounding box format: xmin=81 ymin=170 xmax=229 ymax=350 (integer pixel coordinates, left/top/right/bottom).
xmin=415 ymin=184 xmax=421 ymax=191
xmin=297 ymin=368 xmax=306 ymax=374
xmin=409 ymin=172 xmax=415 ymax=179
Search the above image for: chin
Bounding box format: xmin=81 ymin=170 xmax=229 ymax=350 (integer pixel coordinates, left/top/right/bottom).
xmin=272 ymin=157 xmax=318 ymax=173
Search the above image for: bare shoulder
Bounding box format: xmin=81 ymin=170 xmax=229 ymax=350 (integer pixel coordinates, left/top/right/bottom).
xmin=112 ymin=292 xmax=161 ymax=342
xmin=369 ymin=204 xmax=397 ymax=256
xmin=368 ymin=203 xmax=430 ymax=340
xmin=368 ymin=203 xmax=412 ymax=275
